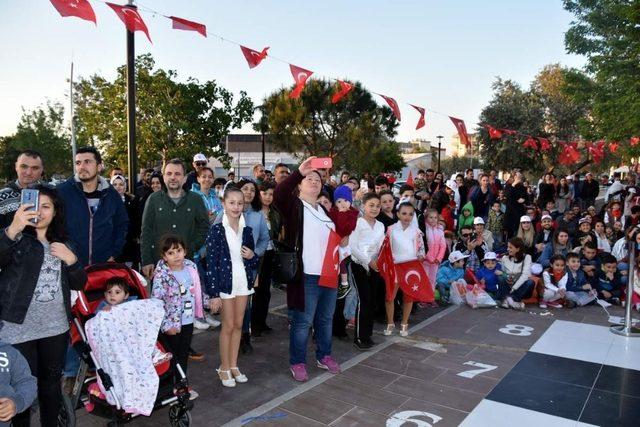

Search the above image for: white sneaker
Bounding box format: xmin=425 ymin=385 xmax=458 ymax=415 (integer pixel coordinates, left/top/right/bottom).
xmin=193 ymin=318 xmax=210 ymax=330
xmin=205 ymin=313 xmax=221 ymax=328
xmin=539 ymin=302 xmax=548 ymax=309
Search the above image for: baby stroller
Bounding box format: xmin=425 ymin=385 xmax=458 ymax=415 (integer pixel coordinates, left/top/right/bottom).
xmin=58 ymin=263 xmax=192 ymax=426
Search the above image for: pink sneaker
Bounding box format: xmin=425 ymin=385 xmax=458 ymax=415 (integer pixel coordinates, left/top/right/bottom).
xmin=317 ymin=355 xmax=341 ymax=374
xmin=547 ymin=301 xmax=563 ymax=309
xmin=290 ymin=363 xmax=308 ymax=382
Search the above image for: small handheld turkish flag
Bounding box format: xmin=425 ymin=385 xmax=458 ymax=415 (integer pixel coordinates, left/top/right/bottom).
xmin=380 ymin=95 xmax=401 ymax=122
xmin=289 ymin=64 xmax=313 ymax=99
xmin=170 ymin=16 xmax=207 ymax=37
xmin=395 ymin=260 xmax=434 ymax=302
xmin=449 ymin=117 xmax=470 ymax=147
xmin=240 ymin=45 xmax=269 ymax=69
xmin=331 ymin=80 xmax=354 ymax=104
xmin=410 ymin=104 xmax=426 ymax=130
xmin=377 ymin=236 xmax=397 ymax=301
xmin=406 ymin=170 xmax=414 ymax=186
xmin=50 ymin=0 xmax=96 ymax=24
xmin=318 ymin=229 xmax=342 ymax=288
xmin=106 ymin=3 xmax=151 ymax=43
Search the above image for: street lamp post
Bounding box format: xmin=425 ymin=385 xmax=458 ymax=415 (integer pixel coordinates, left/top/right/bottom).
xmin=436 ymin=135 xmax=443 ymax=172
xmin=125 ymin=0 xmax=137 ymax=188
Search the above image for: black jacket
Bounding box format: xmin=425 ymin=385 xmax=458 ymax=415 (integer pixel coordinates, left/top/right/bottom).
xmin=0 ymin=230 xmax=87 ymax=324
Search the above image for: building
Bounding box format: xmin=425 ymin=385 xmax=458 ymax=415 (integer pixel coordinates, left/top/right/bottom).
xmin=449 ymin=132 xmax=478 ymax=157
xmin=397 ymin=138 xmax=432 ymax=153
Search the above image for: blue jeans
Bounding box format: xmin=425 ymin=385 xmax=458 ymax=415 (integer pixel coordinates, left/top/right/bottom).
xmin=497 ymin=278 xmax=534 ymax=302
xmin=618 ymin=262 xmax=629 ymax=287
xmin=63 ymin=344 xmax=80 ymax=378
xmin=288 ymin=274 xmax=337 ymax=365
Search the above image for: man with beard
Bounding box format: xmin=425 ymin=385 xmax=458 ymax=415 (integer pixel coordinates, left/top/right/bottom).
xmin=0 ymin=150 xmax=44 ymax=228
xmin=58 ymin=146 xmax=128 ymax=266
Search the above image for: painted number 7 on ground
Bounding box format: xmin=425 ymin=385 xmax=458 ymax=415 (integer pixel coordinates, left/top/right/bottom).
xmin=457 ymin=361 xmax=497 ymax=378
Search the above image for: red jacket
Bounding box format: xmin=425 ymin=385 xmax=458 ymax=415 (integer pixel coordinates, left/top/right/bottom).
xmin=328 ymin=207 xmax=359 ymax=238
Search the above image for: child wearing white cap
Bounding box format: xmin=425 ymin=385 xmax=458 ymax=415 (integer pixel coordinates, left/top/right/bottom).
xmin=473 ymin=217 xmax=493 ymax=251
xmin=435 ymin=251 xmax=468 ymax=304
xmin=475 ymin=252 xmax=502 ymax=297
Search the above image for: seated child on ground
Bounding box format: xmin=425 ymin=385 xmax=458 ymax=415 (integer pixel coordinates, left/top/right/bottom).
xmin=540 ymin=255 xmax=567 ymax=309
xmin=580 ymin=241 xmax=600 ymax=288
xmin=475 ymin=252 xmax=502 ymax=299
xmin=327 ymin=185 xmax=359 ymax=298
xmin=436 ymin=250 xmax=468 ymax=304
xmin=565 ymin=253 xmax=597 ymax=307
xmin=597 ymin=254 xmax=624 ymax=305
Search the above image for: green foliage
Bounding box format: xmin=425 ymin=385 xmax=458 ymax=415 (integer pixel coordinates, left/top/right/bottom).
xmin=563 ymin=0 xmax=640 ymax=141
xmin=0 ymin=103 xmax=71 ymax=182
xmin=74 ymin=54 xmax=254 ymax=170
xmin=259 ymin=79 xmax=404 ymax=175
xmin=440 ymin=155 xmax=480 ymax=174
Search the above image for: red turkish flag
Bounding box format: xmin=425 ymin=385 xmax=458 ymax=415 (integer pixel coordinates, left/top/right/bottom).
xmin=538 ymin=137 xmax=552 ymax=152
xmin=318 ymin=229 xmax=342 ymax=288
xmin=485 ymin=125 xmax=502 ymax=140
xmin=395 ymin=260 xmax=434 ymax=302
xmin=106 ymin=3 xmax=151 ymax=43
xmin=589 ymin=141 xmax=606 ymax=164
xmin=377 ymin=236 xmax=397 ymax=301
xmin=380 ymin=95 xmax=401 ymax=121
xmin=331 ymin=80 xmax=353 ymax=104
xmin=240 ymin=45 xmax=269 ymax=69
xmin=609 ymin=142 xmax=619 ymax=153
xmin=501 ymin=128 xmax=518 ymax=136
xmin=631 ymin=137 xmax=640 ymax=146
xmin=50 ymin=0 xmax=96 ymax=24
xmin=523 ymin=137 xmax=538 ymax=150
xmin=289 ymin=64 xmax=313 ymax=99
xmin=450 ymin=117 xmax=470 ymax=147
xmin=406 ymin=170 xmax=414 ymax=186
xmin=170 ymin=16 xmax=206 ymax=37
xmin=410 ymin=104 xmax=426 ymax=130
xmin=558 ymin=142 xmax=581 ymax=165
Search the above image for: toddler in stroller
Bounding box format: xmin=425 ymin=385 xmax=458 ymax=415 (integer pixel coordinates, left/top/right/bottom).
xmin=65 ymin=263 xmax=192 ymax=426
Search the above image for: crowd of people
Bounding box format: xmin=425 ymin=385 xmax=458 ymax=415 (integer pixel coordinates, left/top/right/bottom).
xmin=0 ymin=148 xmax=639 ymax=425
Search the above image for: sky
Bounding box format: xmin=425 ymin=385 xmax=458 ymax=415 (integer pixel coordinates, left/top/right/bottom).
xmin=0 ymin=0 xmax=586 ymax=151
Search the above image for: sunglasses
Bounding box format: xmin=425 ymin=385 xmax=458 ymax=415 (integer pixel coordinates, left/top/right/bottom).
xmin=195 ymin=162 xmax=207 ymax=166
xmin=461 ymin=233 xmax=472 ymax=237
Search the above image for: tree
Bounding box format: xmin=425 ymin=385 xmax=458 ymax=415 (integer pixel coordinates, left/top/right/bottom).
xmin=259 ymin=79 xmax=404 ymax=175
xmin=0 ymin=103 xmax=72 ymax=182
xmin=74 ymin=54 xmax=254 ymax=170
xmin=440 ymin=155 xmax=480 ymax=174
xmin=563 ymin=0 xmax=640 ymax=141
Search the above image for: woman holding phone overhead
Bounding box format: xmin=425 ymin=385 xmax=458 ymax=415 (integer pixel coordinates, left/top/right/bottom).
xmin=0 ymin=185 xmax=87 ymax=426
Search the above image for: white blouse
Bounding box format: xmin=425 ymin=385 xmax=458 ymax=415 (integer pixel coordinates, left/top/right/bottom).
xmin=301 ymin=199 xmax=335 ymax=275
xmin=349 ymin=217 xmax=385 ymax=271
xmin=389 ymin=222 xmax=422 ymax=263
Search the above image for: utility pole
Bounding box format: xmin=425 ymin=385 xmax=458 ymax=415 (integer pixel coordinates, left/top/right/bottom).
xmin=69 ymin=62 xmax=77 ymax=162
xmin=436 ymin=135 xmax=443 ymax=172
xmin=126 ymin=0 xmax=138 ymax=189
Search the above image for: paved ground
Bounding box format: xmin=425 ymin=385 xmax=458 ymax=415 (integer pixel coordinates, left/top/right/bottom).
xmin=71 ymin=284 xmax=637 ymax=427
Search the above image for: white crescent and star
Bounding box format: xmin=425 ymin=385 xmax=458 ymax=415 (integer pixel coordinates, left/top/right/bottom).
xmin=404 ymin=270 xmax=421 ymax=286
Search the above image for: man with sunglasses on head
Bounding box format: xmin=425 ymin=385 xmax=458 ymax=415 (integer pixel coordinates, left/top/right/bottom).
xmin=183 ymin=153 xmax=209 ymax=191
xmin=454 ymin=225 xmax=488 ymax=272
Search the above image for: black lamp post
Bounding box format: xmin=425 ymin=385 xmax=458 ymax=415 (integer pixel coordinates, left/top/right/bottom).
xmin=436 ymin=135 xmax=443 ymax=172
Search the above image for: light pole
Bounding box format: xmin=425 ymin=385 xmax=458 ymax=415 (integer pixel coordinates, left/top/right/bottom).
xmin=436 ymin=135 xmax=443 ymax=172
xmin=125 ymin=0 xmax=137 ymax=188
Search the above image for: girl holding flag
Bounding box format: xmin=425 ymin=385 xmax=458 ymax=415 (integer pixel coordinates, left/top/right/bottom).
xmin=274 ymin=157 xmax=344 ymax=382
xmin=379 ymin=200 xmax=433 ymax=337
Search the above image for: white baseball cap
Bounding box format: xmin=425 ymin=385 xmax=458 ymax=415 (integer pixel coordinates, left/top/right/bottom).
xmin=448 ymin=250 xmax=469 ymax=263
xmin=541 ymin=214 xmax=552 ymax=221
xmin=520 ymin=215 xmax=532 ymax=223
xmin=629 ymin=188 xmax=637 ymax=194
xmin=482 ymin=252 xmax=497 ymax=261
xmin=473 ymin=217 xmax=485 ymax=225
xmin=193 ymin=153 xmax=207 ymax=162
xmin=530 ymin=263 xmax=543 ymax=275
xmin=445 ymin=179 xmax=458 ymax=191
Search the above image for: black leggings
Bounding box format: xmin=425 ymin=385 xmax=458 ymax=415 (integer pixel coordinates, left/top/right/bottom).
xmin=252 ymin=250 xmax=274 ymax=330
xmin=163 ymin=323 xmax=194 ymax=382
xmin=12 ymin=331 xmax=69 ymax=427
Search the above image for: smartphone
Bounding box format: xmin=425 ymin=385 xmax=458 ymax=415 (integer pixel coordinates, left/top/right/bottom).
xmin=310 ymin=157 xmax=332 ymax=169
xmin=360 ymin=179 xmax=369 ymax=191
xmin=20 ymin=189 xmax=39 ymax=223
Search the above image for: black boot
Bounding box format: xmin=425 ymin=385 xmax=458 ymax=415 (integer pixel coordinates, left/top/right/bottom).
xmin=240 ymin=332 xmax=253 ymax=355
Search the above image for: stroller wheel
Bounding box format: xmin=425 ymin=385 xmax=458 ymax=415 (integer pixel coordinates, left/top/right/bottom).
xmin=57 ymin=393 xmax=76 ymax=427
xmin=169 ymin=405 xmax=192 ymax=427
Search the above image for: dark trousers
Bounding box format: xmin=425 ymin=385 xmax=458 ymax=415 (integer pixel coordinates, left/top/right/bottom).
xmin=252 ymin=250 xmax=274 ymax=331
xmin=497 ymin=278 xmax=535 ymax=302
xmin=351 ymin=263 xmax=377 ymax=342
xmin=13 ymin=331 xmax=68 ymax=427
xmin=163 ymin=323 xmax=194 ymax=381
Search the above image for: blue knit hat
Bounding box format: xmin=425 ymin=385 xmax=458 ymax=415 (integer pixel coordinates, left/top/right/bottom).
xmin=334 ymin=185 xmax=353 ymax=204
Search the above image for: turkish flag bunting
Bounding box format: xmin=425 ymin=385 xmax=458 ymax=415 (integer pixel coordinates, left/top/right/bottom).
xmin=523 ymin=137 xmax=538 ymax=150
xmin=50 ymin=0 xmax=96 ymax=24
xmin=631 ymin=137 xmax=640 ymax=146
xmin=240 ymin=45 xmax=269 ymax=69
xmin=289 ymin=64 xmax=313 ymax=99
xmin=170 ymin=16 xmax=206 ymax=37
xmin=331 ymin=80 xmax=354 ymax=104
xmin=538 ymin=137 xmax=552 ymax=152
xmin=106 ymin=3 xmax=151 ymax=43
xmin=609 ymin=142 xmax=619 ymax=153
xmin=318 ymin=229 xmax=342 ymax=288
xmin=485 ymin=125 xmax=502 ymax=140
xmin=379 ymin=95 xmax=401 ymax=121
xmin=589 ymin=141 xmax=606 ymax=164
xmin=410 ymin=104 xmax=426 ymax=130
xmin=395 ymin=260 xmax=434 ymax=302
xmin=406 ymin=170 xmax=414 ymax=186
xmin=501 ymin=128 xmax=518 ymax=136
xmin=449 ymin=117 xmax=471 ymax=147
xmin=377 ymin=236 xmax=396 ymax=300
xmin=558 ymin=142 xmax=580 ymax=165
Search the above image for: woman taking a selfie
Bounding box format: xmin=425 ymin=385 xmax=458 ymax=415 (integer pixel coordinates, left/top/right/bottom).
xmin=0 ymin=185 xmax=87 ymax=426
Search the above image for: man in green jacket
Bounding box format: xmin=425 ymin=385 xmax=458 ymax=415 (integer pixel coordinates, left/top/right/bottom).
xmin=140 ymin=158 xmax=210 ymax=278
